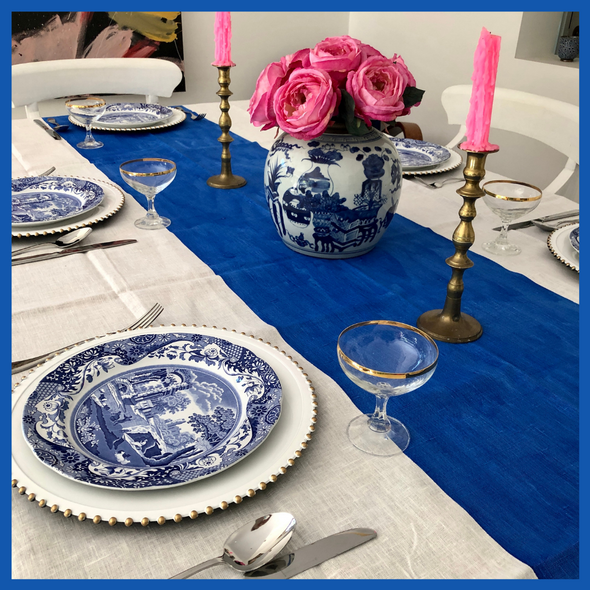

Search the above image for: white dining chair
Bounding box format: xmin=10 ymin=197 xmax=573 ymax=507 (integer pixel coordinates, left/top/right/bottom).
xmin=12 ymin=57 xmax=183 ymax=119
xmin=441 ymin=85 xmax=579 ymax=194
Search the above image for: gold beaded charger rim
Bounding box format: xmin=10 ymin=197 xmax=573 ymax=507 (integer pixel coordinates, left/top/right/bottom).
xmin=12 ymin=176 xmax=125 ymax=238
xmin=12 ymin=325 xmax=317 ymax=526
xmin=68 ymin=107 xmax=186 ymax=132
xmin=547 ymin=222 xmax=579 ymax=273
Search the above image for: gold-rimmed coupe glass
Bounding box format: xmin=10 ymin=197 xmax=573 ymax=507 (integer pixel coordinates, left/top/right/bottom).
xmin=65 ymin=96 xmax=107 ymax=149
xmin=119 ymin=158 xmax=176 ymax=230
xmin=481 ymin=180 xmax=542 ymax=256
xmin=337 ymin=320 xmax=439 ymax=456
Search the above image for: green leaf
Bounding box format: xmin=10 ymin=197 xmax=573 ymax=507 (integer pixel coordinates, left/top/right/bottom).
xmin=339 ymin=89 xmax=371 ymax=136
xmin=403 ymin=86 xmax=425 ymax=108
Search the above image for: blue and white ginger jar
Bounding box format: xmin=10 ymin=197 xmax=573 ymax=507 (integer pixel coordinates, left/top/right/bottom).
xmin=264 ymin=128 xmax=403 ymax=258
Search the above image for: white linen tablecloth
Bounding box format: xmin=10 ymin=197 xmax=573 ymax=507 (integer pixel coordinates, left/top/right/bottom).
xmin=11 ymin=107 xmax=575 ymax=579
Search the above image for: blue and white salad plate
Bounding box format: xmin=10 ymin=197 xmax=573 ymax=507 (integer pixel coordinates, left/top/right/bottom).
xmin=91 ymin=103 xmax=175 ymax=129
xmin=570 ymin=226 xmax=579 ymax=253
xmin=12 ymin=177 xmax=104 ymax=227
xmin=21 ymin=330 xmax=282 ymax=490
xmin=387 ymin=137 xmax=452 ymax=171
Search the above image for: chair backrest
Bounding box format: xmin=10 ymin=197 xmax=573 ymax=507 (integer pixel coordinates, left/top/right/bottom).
xmin=12 ymin=57 xmax=183 ymax=119
xmin=441 ymin=85 xmax=579 ymax=194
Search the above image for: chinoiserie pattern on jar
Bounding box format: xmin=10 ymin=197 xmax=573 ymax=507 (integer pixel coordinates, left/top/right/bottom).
xmin=264 ymin=128 xmax=402 ymax=259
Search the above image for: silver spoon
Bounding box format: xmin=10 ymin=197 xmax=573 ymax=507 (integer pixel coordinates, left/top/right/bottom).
xmin=12 ymin=227 xmax=93 ymax=258
xmin=169 ymin=512 xmax=296 ymax=580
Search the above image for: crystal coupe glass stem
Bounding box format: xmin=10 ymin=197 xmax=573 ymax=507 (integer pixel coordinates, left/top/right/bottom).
xmin=65 ymin=96 xmax=106 ymax=150
xmin=481 ymin=180 xmax=542 ymax=256
xmin=119 ymin=158 xmax=176 ymax=230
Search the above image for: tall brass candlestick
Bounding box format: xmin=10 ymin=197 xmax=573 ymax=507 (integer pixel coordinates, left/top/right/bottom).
xmin=207 ymin=66 xmax=247 ymax=189
xmin=417 ymin=148 xmax=498 ymax=343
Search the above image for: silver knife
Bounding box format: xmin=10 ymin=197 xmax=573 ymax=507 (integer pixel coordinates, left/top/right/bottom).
xmin=34 ymin=118 xmax=62 ymax=140
xmin=12 ymin=239 xmax=137 ymax=266
xmin=244 ymin=528 xmax=377 ymax=579
xmin=492 ymin=209 xmax=579 ymax=231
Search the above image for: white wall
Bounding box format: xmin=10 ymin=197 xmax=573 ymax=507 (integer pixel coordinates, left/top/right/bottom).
xmin=13 ymin=11 xmax=578 ymax=200
xmin=348 ymin=12 xmax=579 ymax=200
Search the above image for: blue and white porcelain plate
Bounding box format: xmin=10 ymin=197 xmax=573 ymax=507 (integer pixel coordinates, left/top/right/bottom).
xmin=570 ymin=226 xmax=579 ymax=252
xmin=92 ymin=103 xmax=175 ymax=128
xmin=387 ymin=137 xmax=451 ymax=170
xmin=22 ymin=331 xmax=282 ymax=490
xmin=12 ymin=177 xmax=104 ymax=227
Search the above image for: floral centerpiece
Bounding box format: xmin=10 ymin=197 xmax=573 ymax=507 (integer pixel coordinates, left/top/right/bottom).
xmin=248 ymin=35 xmax=424 ymax=140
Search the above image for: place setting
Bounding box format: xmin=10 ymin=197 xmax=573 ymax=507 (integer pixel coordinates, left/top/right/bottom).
xmin=11 ymin=172 xmax=127 ymax=243
xmin=67 ymin=99 xmax=186 ymax=133
xmin=11 ymin=321 xmax=317 ymax=526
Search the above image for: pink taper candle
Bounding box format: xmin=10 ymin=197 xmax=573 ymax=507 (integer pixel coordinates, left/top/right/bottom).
xmin=460 ymin=27 xmax=501 ymax=152
xmin=212 ymin=12 xmax=235 ymax=67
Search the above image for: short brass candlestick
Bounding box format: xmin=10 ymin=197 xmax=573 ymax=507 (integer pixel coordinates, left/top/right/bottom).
xmin=207 ymin=65 xmax=247 ymax=189
xmin=417 ymin=147 xmax=498 ymax=343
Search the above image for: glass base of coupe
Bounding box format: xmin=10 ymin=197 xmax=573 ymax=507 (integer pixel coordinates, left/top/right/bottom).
xmin=249 ymin=35 xmax=424 ymax=259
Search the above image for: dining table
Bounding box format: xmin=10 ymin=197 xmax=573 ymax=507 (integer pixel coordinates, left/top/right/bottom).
xmin=11 ymin=100 xmax=579 ymax=580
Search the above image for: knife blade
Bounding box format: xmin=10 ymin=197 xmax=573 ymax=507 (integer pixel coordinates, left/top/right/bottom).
xmin=492 ymin=209 xmax=579 ymax=231
xmin=244 ymin=528 xmax=377 ymax=579
xmin=12 ymin=239 xmax=137 ymax=266
xmin=34 ymin=118 xmax=62 ymax=140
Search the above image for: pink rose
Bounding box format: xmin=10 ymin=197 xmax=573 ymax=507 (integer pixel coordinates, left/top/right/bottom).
xmin=273 ymin=68 xmax=339 ymax=140
xmin=391 ymin=54 xmax=419 ymax=116
xmin=248 ymin=60 xmax=287 ymax=130
xmin=360 ymin=42 xmax=386 ymax=61
xmin=310 ymin=35 xmax=362 ymax=84
xmin=345 ymin=56 xmax=408 ymax=124
xmin=248 ymin=49 xmax=312 ymax=130
xmin=282 ymin=47 xmax=311 ymax=70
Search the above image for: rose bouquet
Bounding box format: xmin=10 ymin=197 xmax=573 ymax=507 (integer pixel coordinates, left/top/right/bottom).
xmin=248 ymin=35 xmax=424 ymax=140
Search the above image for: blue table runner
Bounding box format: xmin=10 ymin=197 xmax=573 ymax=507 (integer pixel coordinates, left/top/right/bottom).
xmin=52 ymin=111 xmax=579 ymax=579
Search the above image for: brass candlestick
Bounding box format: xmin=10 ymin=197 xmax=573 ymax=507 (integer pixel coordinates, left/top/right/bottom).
xmin=207 ymin=65 xmax=247 ymax=189
xmin=416 ymin=147 xmax=498 ymax=343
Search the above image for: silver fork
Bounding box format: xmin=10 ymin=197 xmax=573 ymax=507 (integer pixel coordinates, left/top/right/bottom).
xmin=414 ymin=176 xmax=463 ymax=189
xmin=46 ymin=117 xmax=69 ymax=131
xmin=12 ymin=303 xmax=164 ymax=375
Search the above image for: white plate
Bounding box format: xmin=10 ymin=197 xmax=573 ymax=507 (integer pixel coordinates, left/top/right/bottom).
xmin=22 ymin=330 xmax=283 ymax=491
xmin=402 ymin=150 xmax=463 ymax=177
xmin=69 ymin=107 xmax=186 ymax=132
xmin=12 ymin=177 xmax=125 ymax=238
xmin=12 ymin=326 xmax=316 ymax=524
xmin=12 ymin=177 xmax=104 ymax=227
xmin=548 ymin=222 xmax=579 ymax=273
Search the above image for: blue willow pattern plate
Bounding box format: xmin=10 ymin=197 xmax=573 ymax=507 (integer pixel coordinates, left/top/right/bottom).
xmin=570 ymin=226 xmax=579 ymax=252
xmin=12 ymin=177 xmax=104 ymax=226
xmin=93 ymin=103 xmax=175 ymax=128
xmin=22 ymin=331 xmax=282 ymax=490
xmin=387 ymin=137 xmax=451 ymax=170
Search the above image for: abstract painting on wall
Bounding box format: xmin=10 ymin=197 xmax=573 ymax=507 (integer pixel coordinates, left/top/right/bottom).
xmin=12 ymin=12 xmax=185 ymax=92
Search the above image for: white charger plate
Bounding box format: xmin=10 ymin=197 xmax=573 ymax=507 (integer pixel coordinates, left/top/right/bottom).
xmin=12 ymin=177 xmax=125 ymax=238
xmin=69 ymin=107 xmax=186 ymax=132
xmin=548 ymin=222 xmax=579 ymax=273
xmin=12 ymin=326 xmax=317 ymax=525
